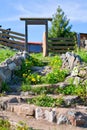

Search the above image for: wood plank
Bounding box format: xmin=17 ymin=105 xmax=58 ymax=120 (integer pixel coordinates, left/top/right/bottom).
xmin=0 ymin=28 xmax=25 ymax=37
xmin=48 ymin=37 xmax=74 ymax=41
xmin=0 ymin=33 xmax=25 ymax=41
xmin=48 ymin=42 xmax=75 ymax=45
xmin=48 ymin=49 xmax=74 ymax=53
xmin=0 ymin=37 xmax=25 ymax=45
xmin=0 ymin=41 xmax=24 ymax=50
xmin=48 ymin=45 xmax=75 ymax=49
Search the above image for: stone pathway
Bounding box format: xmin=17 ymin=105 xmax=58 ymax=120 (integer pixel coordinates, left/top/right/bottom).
xmin=0 ymin=94 xmax=87 ymax=130
xmin=0 ymin=110 xmax=87 ymax=130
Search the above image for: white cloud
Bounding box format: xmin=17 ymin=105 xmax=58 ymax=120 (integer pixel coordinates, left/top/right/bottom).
xmin=14 ymin=0 xmax=87 ymax=23
xmin=1 ymin=0 xmax=87 ymax=23
xmin=58 ymin=1 xmax=87 ymax=23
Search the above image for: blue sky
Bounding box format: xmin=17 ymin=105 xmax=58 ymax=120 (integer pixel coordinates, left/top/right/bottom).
xmin=0 ymin=0 xmax=87 ymax=41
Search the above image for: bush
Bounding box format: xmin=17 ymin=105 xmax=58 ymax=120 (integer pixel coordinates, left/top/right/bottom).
xmin=42 ymin=69 xmax=68 ymax=84
xmin=0 ymin=119 xmax=11 ymax=130
xmin=27 ymin=94 xmax=64 ymax=107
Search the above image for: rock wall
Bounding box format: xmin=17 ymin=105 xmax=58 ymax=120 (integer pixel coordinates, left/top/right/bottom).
xmin=61 ymin=52 xmax=82 ymax=70
xmin=0 ymin=51 xmax=29 ymax=90
xmin=0 ymin=96 xmax=86 ymax=127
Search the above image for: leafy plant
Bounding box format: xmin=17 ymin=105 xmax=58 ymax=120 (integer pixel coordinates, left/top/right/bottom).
xmin=56 ymin=84 xmax=76 ymax=95
xmin=21 ymin=83 xmax=31 ymax=92
xmin=0 ymin=119 xmax=11 ymax=130
xmin=1 ymin=82 xmax=10 ymax=92
xmin=27 ymin=94 xmax=64 ymax=107
xmin=75 ymin=84 xmax=87 ymax=100
xmin=42 ymin=69 xmax=67 ymax=84
xmin=16 ymin=121 xmax=29 ymax=130
xmin=49 ymin=55 xmax=62 ymax=68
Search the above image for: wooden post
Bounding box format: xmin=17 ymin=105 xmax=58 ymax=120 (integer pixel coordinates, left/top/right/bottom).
xmin=46 ymin=21 xmax=48 ymax=56
xmin=43 ymin=32 xmax=46 ymax=57
xmin=43 ymin=21 xmax=48 ymax=57
xmin=25 ymin=20 xmax=28 ymax=52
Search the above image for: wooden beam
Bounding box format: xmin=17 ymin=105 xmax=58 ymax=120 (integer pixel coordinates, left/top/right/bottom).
xmin=26 ymin=20 xmax=47 ymax=25
xmin=20 ymin=17 xmax=52 ymax=21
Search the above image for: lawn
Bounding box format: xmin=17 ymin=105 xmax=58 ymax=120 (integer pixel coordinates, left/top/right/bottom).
xmin=0 ymin=47 xmax=16 ymax=63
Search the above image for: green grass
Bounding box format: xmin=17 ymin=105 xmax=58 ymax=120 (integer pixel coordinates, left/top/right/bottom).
xmin=0 ymin=48 xmax=16 ymax=63
xmin=76 ymin=48 xmax=87 ymax=63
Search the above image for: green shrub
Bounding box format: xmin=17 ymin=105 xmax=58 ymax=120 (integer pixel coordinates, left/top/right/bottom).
xmin=75 ymin=84 xmax=87 ymax=100
xmin=16 ymin=121 xmax=29 ymax=130
xmin=1 ymin=82 xmax=10 ymax=92
xmin=24 ymin=73 xmax=41 ymax=85
xmin=27 ymin=94 xmax=64 ymax=107
xmin=0 ymin=119 xmax=11 ymax=130
xmin=56 ymin=84 xmax=76 ymax=95
xmin=49 ymin=55 xmax=62 ymax=68
xmin=15 ymin=56 xmax=45 ymax=79
xmin=42 ymin=69 xmax=68 ymax=84
xmin=21 ymin=83 xmax=31 ymax=92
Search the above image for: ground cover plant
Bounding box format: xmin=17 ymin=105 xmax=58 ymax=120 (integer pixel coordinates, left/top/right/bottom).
xmin=75 ymin=48 xmax=87 ymax=63
xmin=27 ymin=94 xmax=64 ymax=107
xmin=18 ymin=50 xmax=87 ymax=107
xmin=0 ymin=47 xmax=16 ymax=63
xmin=0 ymin=46 xmax=86 ymax=108
xmin=0 ymin=119 xmax=37 ymax=130
xmin=17 ymin=54 xmax=68 ymax=86
xmin=0 ymin=119 xmax=11 ymax=130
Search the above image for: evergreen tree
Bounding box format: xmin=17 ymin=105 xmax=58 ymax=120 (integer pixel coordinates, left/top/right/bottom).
xmin=48 ymin=6 xmax=73 ymax=38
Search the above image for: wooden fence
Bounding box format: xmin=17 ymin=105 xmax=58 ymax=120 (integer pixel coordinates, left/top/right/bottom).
xmin=0 ymin=28 xmax=25 ymax=50
xmin=48 ymin=37 xmax=75 ymax=53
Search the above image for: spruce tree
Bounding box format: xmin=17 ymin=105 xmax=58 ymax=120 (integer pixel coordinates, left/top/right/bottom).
xmin=49 ymin=6 xmax=73 ymax=38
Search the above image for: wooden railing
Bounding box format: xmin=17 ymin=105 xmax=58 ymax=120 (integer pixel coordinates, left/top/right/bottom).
xmin=48 ymin=37 xmax=75 ymax=53
xmin=0 ymin=28 xmax=25 ymax=50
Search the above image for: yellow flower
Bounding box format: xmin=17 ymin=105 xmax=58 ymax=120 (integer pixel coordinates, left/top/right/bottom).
xmin=32 ymin=78 xmax=36 ymax=82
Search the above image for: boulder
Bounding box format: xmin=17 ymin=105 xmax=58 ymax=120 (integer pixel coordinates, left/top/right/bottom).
xmin=61 ymin=52 xmax=82 ymax=70
xmin=63 ymin=96 xmax=79 ymax=106
xmin=57 ymin=114 xmax=69 ymax=125
xmin=35 ymin=108 xmax=44 ymax=120
xmin=44 ymin=109 xmax=56 ymax=122
xmin=67 ymin=110 xmax=86 ymax=126
xmin=8 ymin=62 xmax=16 ymax=71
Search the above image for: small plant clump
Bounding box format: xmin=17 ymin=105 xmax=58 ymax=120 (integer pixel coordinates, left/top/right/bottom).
xmin=27 ymin=94 xmax=64 ymax=107
xmin=16 ymin=54 xmax=68 ymax=86
xmin=0 ymin=119 xmax=37 ymax=130
xmin=0 ymin=119 xmax=11 ymax=130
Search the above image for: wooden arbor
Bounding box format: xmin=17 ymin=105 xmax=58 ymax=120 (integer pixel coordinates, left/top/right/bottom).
xmin=20 ymin=17 xmax=52 ymax=56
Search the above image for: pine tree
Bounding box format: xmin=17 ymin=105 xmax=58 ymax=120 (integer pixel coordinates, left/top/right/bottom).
xmin=48 ymin=6 xmax=73 ymax=38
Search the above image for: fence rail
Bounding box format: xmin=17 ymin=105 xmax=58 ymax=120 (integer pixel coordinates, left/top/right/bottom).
xmin=48 ymin=37 xmax=75 ymax=53
xmin=0 ymin=28 xmax=25 ymax=50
